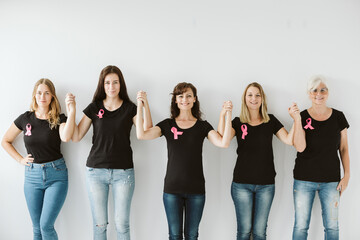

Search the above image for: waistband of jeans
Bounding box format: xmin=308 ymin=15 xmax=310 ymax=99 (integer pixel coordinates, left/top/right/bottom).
xmin=29 ymin=158 xmax=65 ymax=168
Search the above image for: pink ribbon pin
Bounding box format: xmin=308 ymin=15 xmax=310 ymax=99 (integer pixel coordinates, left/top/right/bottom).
xmin=241 ymin=124 xmax=248 ymax=139
xmin=304 ymin=118 xmax=314 ymax=130
xmin=25 ymin=123 xmax=32 ymax=136
xmin=171 ymin=127 xmax=183 ymax=140
xmin=97 ymin=109 xmax=104 ymax=119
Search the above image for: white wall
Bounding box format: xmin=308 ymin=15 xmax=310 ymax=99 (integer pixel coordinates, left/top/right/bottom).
xmin=1 ymin=0 xmax=359 ymax=239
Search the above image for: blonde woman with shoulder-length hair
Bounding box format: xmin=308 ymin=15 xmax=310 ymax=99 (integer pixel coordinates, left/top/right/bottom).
xmin=239 ymin=82 xmax=270 ymax=124
xmin=218 ymin=82 xmax=299 ymax=240
xmin=1 ymin=78 xmax=76 ymax=240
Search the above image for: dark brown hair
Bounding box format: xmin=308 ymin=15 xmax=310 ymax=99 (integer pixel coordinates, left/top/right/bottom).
xmin=170 ymin=82 xmax=202 ymax=120
xmin=92 ymin=65 xmax=132 ymax=103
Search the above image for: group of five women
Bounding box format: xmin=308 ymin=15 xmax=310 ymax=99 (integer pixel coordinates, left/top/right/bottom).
xmin=2 ymin=65 xmax=350 ymax=240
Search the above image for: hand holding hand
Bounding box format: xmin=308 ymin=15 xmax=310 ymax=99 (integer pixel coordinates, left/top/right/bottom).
xmin=137 ymin=90 xmax=148 ymax=106
xmin=288 ymin=102 xmax=300 ymax=121
xmin=221 ymin=100 xmax=233 ymax=116
xmin=65 ymin=93 xmax=76 ymax=113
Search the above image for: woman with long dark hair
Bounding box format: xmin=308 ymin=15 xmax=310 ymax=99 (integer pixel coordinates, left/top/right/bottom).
xmin=72 ymin=65 xmax=152 ymax=240
xmin=136 ymin=82 xmax=233 ymax=240
xmin=2 ymin=78 xmax=76 ymax=240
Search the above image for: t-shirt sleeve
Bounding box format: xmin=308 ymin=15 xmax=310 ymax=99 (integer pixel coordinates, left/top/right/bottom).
xmin=338 ymin=111 xmax=349 ymax=130
xmin=232 ymin=117 xmax=239 ymax=136
xmin=59 ymin=114 xmax=67 ymax=124
xmin=156 ymin=119 xmax=168 ymax=136
xmin=14 ymin=113 xmax=25 ymax=131
xmin=130 ymin=102 xmax=137 ymax=118
xmin=83 ymin=103 xmax=94 ymax=120
xmin=203 ymin=120 xmax=214 ymax=137
xmin=270 ymin=115 xmax=284 ymax=134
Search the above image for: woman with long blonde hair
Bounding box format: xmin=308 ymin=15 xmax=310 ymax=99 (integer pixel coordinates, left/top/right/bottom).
xmin=218 ymin=82 xmax=298 ymax=240
xmin=1 ymin=78 xmax=76 ymax=240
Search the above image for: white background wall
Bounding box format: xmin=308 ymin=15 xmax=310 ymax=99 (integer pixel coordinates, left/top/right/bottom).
xmin=1 ymin=0 xmax=359 ymax=239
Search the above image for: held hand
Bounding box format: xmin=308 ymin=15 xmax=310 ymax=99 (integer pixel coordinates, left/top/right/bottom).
xmin=288 ymin=102 xmax=300 ymax=121
xmin=137 ymin=90 xmax=147 ymax=106
xmin=221 ymin=100 xmax=233 ymax=116
xmin=65 ymin=93 xmax=76 ymax=113
xmin=337 ymin=176 xmax=349 ymax=196
xmin=20 ymin=154 xmax=34 ymax=166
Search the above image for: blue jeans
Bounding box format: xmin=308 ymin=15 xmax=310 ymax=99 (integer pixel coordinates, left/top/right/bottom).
xmin=292 ymin=179 xmax=340 ymax=240
xmin=231 ymin=182 xmax=275 ymax=240
xmin=163 ymin=192 xmax=206 ymax=240
xmin=86 ymin=167 xmax=135 ymax=240
xmin=24 ymin=158 xmax=68 ymax=240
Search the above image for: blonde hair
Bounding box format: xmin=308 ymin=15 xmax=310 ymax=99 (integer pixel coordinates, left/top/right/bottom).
xmin=307 ymin=75 xmax=328 ymax=93
xmin=30 ymin=78 xmax=61 ymax=129
xmin=240 ymin=82 xmax=270 ymax=123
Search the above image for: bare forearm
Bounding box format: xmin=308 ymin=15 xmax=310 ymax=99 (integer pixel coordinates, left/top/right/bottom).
xmin=72 ymin=115 xmax=91 ymax=142
xmin=285 ymin=124 xmax=295 ymax=145
xmin=217 ymin=112 xmax=226 ymax=136
xmin=293 ymin=119 xmax=306 ymax=152
xmin=143 ymin=101 xmax=153 ymax=130
xmin=220 ymin=111 xmax=232 ymax=147
xmin=1 ymin=141 xmax=23 ymax=162
xmin=340 ymin=149 xmax=350 ymax=177
xmin=61 ymin=110 xmax=76 ymax=142
xmin=136 ymin=103 xmax=145 ymax=139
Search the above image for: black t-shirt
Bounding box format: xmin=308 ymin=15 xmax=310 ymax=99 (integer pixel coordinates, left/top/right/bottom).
xmin=14 ymin=111 xmax=67 ymax=163
xmin=156 ymin=118 xmax=214 ymax=194
xmin=293 ymin=109 xmax=349 ymax=182
xmin=232 ymin=114 xmax=283 ymax=185
xmin=83 ymin=101 xmax=137 ymax=169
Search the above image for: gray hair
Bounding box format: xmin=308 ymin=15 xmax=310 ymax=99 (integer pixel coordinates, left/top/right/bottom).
xmin=307 ymin=75 xmax=328 ymax=93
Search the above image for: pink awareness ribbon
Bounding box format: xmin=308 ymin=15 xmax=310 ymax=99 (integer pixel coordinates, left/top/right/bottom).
xmin=241 ymin=124 xmax=248 ymax=139
xmin=97 ymin=109 xmax=104 ymax=119
xmin=25 ymin=123 xmax=32 ymax=136
xmin=304 ymin=118 xmax=314 ymax=130
xmin=171 ymin=127 xmax=183 ymax=140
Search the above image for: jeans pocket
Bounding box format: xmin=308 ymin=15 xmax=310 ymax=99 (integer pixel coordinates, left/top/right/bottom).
xmin=54 ymin=163 xmax=67 ymax=171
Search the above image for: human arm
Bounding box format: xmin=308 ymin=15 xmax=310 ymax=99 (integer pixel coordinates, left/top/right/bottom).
xmin=72 ymin=114 xmax=92 ymax=142
xmin=291 ymin=103 xmax=306 ymax=152
xmin=217 ymin=101 xmax=236 ymax=139
xmin=59 ymin=93 xmax=76 ymax=142
xmin=1 ymin=123 xmax=34 ymax=166
xmin=133 ymin=90 xmax=153 ymax=130
xmin=208 ymin=101 xmax=233 ymax=148
xmin=275 ymin=103 xmax=299 ymax=145
xmin=337 ymin=128 xmax=350 ymax=196
xmin=136 ymin=92 xmax=161 ymax=140
xmin=275 ymin=126 xmax=294 ymax=146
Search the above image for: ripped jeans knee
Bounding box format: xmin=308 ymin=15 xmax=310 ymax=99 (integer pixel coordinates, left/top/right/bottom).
xmin=94 ymin=222 xmax=108 ymax=235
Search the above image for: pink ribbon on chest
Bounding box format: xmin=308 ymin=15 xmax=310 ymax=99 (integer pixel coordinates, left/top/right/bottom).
xmin=25 ymin=123 xmax=32 ymax=136
xmin=304 ymin=118 xmax=314 ymax=130
xmin=97 ymin=109 xmax=104 ymax=119
xmin=171 ymin=127 xmax=183 ymax=140
xmin=241 ymin=124 xmax=248 ymax=139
